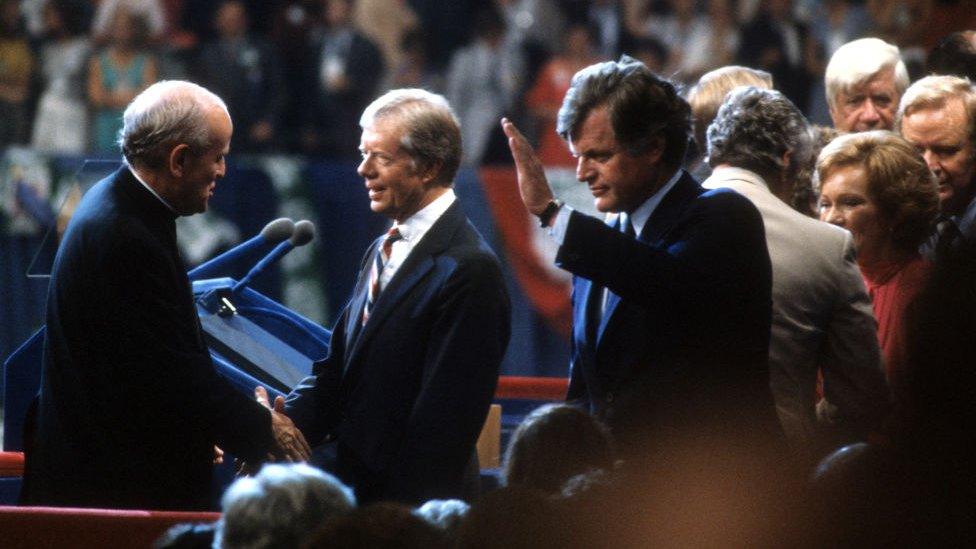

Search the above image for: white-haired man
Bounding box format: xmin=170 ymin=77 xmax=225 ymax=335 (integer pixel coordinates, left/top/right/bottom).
xmin=284 ymin=88 xmax=511 ymax=505
xmin=897 ymin=75 xmax=976 ymax=257
xmin=825 ymin=37 xmax=910 ymax=133
xmin=24 ymin=81 xmax=310 ymax=510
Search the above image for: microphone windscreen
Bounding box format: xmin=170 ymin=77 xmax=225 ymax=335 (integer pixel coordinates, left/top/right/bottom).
xmin=260 ymin=217 xmax=296 ymax=243
xmin=290 ymin=220 xmax=316 ymax=246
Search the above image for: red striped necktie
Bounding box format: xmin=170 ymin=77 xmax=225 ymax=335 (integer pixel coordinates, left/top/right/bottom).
xmin=362 ymin=226 xmax=402 ymax=324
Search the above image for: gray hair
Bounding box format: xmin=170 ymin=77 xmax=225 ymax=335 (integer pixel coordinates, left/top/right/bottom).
xmin=360 ymin=88 xmax=462 ymax=186
xmin=214 ymin=463 xmax=356 ymax=549
xmin=896 ymin=75 xmax=976 ymax=144
xmin=707 ymin=86 xmax=812 ymax=184
xmin=825 ymin=38 xmax=909 ymax=110
xmin=119 ymin=80 xmax=229 ymax=170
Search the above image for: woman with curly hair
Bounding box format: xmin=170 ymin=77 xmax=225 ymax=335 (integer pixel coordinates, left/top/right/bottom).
xmin=817 ymin=130 xmax=939 ymax=394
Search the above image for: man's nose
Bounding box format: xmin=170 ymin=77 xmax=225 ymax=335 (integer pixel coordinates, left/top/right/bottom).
xmin=860 ymin=100 xmax=881 ymax=123
xmin=921 ymin=150 xmax=942 ymax=175
xmin=576 ymin=156 xmax=592 ymax=182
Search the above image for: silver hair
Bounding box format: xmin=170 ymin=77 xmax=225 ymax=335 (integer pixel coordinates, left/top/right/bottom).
xmin=118 ymin=80 xmax=229 ymax=169
xmin=707 ymin=86 xmax=812 ymax=182
xmin=825 ymin=38 xmax=909 ymax=110
xmin=359 ymin=88 xmax=462 ymax=186
xmin=214 ymin=463 xmax=356 ymax=549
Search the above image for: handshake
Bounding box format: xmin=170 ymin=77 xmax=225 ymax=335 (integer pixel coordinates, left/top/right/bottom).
xmin=231 ymin=386 xmax=312 ymax=475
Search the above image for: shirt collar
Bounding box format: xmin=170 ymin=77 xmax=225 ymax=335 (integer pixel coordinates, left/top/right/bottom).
xmin=128 ymin=164 xmax=177 ymax=214
xmin=623 ymin=168 xmax=682 ymax=237
xmin=393 ymin=188 xmax=456 ymax=242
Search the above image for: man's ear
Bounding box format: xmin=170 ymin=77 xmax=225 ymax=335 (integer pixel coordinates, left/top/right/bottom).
xmin=641 ymin=136 xmax=665 ymax=165
xmin=420 ymin=160 xmax=443 ymax=186
xmin=168 ymin=144 xmax=190 ymax=178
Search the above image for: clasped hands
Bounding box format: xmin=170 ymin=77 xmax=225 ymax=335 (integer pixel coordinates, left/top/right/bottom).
xmin=235 ymin=386 xmax=311 ymax=476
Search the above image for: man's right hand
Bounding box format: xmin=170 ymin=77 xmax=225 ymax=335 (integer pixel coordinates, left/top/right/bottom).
xmin=256 ymin=386 xmax=312 ymax=462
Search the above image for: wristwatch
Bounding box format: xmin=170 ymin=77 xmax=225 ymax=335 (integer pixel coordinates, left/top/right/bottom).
xmin=537 ymin=199 xmax=563 ymax=228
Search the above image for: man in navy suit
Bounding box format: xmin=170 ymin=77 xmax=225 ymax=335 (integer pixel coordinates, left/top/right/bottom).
xmin=284 ymin=89 xmax=511 ymax=504
xmin=24 ymin=81 xmax=309 ymax=510
xmin=502 ymin=57 xmax=783 ymax=454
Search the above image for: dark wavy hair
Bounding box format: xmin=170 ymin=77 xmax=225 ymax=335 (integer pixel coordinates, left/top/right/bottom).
xmin=557 ymin=55 xmax=691 ymax=168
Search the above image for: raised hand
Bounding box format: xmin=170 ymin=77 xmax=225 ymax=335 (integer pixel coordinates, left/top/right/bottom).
xmin=501 ymin=117 xmax=555 ymax=216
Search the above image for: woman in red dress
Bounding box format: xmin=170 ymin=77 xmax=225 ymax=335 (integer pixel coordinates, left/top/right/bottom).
xmin=817 ymin=130 xmax=939 ymax=399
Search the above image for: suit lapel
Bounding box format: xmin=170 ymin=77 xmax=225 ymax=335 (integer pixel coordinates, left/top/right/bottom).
xmin=343 ymin=237 xmax=382 ymax=355
xmin=595 ymin=172 xmax=701 ymax=348
xmin=642 ymin=172 xmax=701 ymax=248
xmin=344 ymin=202 xmax=463 ymax=373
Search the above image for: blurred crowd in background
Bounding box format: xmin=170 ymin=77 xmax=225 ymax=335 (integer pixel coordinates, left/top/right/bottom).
xmin=2 ymin=0 xmax=974 ymax=166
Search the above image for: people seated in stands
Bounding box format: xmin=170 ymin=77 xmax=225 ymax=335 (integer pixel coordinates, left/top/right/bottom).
xmin=817 ymin=130 xmax=939 ymax=397
xmin=88 ymin=9 xmax=158 ymax=153
xmin=896 ymin=75 xmax=976 ymax=259
xmin=502 ymin=403 xmax=614 ymax=495
xmin=824 ymin=37 xmax=909 ymax=133
xmin=214 ymin=463 xmax=355 ymax=549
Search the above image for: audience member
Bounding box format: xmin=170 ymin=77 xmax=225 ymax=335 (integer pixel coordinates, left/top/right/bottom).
xmin=30 ymin=0 xmax=91 ymax=153
xmin=502 ymin=403 xmax=614 ymax=494
xmin=302 ymin=0 xmax=384 ymax=159
xmin=386 ymin=28 xmax=440 ymax=92
xmin=585 ymin=0 xmax=622 ymax=60
xmin=817 ymin=131 xmax=938 ymax=401
xmin=91 ymin=0 xmax=166 ymax=44
xmin=525 ymin=23 xmax=600 ymax=168
xmin=352 ymin=0 xmax=419 ymax=72
xmin=685 ymin=65 xmax=773 ymax=180
xmin=195 ymin=0 xmax=284 ymax=152
xmin=896 ymin=75 xmax=976 ymax=258
xmin=927 ymin=30 xmax=976 ymax=81
xmin=455 ymin=487 xmax=567 ymax=549
xmin=447 ymin=6 xmax=525 ymax=166
xmin=153 ymin=522 xmax=217 ymax=549
xmin=87 ymin=10 xmax=158 ymax=153
xmin=705 ymin=86 xmax=888 ymax=465
xmin=803 ymin=0 xmax=874 ymax=124
xmin=308 ymin=502 xmax=449 ymax=549
xmin=414 ymin=499 xmax=470 ymax=543
xmin=215 ymin=463 xmax=355 ymax=549
xmin=737 ymin=0 xmax=812 ymax=112
xmin=0 ymin=0 xmax=32 ymax=148
xmin=792 ymin=124 xmax=842 ymax=217
xmin=824 ymin=37 xmax=909 ymax=133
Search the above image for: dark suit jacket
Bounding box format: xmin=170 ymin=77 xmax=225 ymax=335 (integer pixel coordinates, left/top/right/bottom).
xmin=23 ymin=167 xmax=273 ymax=510
xmin=285 ymin=201 xmax=510 ymax=504
xmin=561 ymin=171 xmax=782 ymax=447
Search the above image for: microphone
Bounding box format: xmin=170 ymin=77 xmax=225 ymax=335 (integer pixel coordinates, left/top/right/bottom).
xmin=188 ymin=217 xmax=295 ymax=281
xmin=232 ymin=220 xmax=316 ymax=294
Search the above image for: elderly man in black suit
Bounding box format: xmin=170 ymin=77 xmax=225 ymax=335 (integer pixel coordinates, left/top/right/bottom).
xmin=23 ymin=80 xmax=309 ymax=511
xmin=284 ymin=88 xmax=511 ymax=504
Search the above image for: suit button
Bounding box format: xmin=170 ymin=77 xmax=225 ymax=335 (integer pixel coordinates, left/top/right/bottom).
xmin=606 ymin=392 xmax=614 ymax=404
xmin=323 ymin=433 xmax=336 ymax=443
